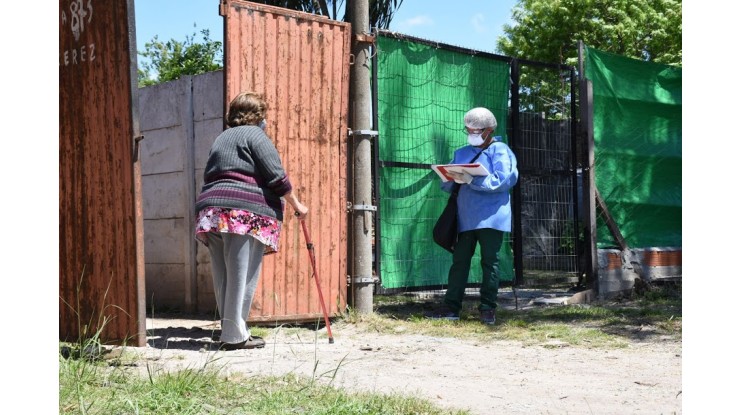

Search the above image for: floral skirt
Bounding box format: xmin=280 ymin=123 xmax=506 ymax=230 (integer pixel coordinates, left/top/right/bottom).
xmin=195 ymin=207 xmax=281 ymax=255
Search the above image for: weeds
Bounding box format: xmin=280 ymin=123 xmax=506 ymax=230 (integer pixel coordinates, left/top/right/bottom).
xmin=60 ymin=297 xmax=465 ymax=414
xmin=60 ymin=280 xmax=680 ymax=414
xmin=362 ymin=283 xmax=682 ymax=347
xmin=60 ymin=355 xmax=467 ymax=414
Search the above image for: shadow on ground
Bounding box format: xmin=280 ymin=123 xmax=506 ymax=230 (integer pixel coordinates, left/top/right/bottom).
xmin=145 ymin=313 xmax=333 ymax=351
xmin=372 ymin=285 xmax=682 ymax=343
xmin=147 ymin=326 xmax=221 ymax=351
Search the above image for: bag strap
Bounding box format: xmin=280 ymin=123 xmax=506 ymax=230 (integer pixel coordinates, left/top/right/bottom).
xmin=450 ymin=145 xmax=489 ymax=197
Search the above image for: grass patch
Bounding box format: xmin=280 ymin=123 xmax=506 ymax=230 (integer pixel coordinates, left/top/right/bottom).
xmin=60 ymin=281 xmax=680 ymax=414
xmin=59 ymin=356 xmax=469 ymax=415
xmin=341 ymin=283 xmax=681 ymax=348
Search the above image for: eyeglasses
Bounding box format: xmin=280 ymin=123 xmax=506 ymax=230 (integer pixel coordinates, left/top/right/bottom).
xmin=463 ymin=128 xmax=486 ymax=134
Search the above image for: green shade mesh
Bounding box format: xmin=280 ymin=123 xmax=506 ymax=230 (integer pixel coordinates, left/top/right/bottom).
xmin=585 ymin=47 xmax=682 ymax=249
xmin=376 ymin=34 xmax=513 ymax=289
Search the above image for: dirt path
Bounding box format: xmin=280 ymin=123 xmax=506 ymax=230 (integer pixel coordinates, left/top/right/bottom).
xmin=132 ymin=316 xmax=682 ymax=415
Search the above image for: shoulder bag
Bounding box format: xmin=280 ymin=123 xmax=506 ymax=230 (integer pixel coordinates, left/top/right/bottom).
xmin=432 ymin=147 xmax=487 ymax=253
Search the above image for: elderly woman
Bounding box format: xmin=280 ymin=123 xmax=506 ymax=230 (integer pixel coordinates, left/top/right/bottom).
xmin=195 ymin=91 xmax=308 ymax=350
xmin=427 ymin=107 xmax=518 ymax=325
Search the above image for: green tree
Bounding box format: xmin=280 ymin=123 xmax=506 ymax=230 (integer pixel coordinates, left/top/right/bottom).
xmin=137 ymin=2 xmax=405 ymax=86
xmin=494 ymin=0 xmax=680 ymax=117
xmin=138 ymin=28 xmax=223 ymax=87
xmin=496 ymin=0 xmax=682 ymax=67
xmin=252 ymin=0 xmax=404 ymax=29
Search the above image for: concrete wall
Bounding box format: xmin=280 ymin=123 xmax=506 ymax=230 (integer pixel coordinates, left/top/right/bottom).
xmin=138 ymin=71 xmax=223 ymax=313
xmin=597 ymin=247 xmax=681 ymax=299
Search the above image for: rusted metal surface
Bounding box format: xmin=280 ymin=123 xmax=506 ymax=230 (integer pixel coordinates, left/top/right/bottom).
xmin=220 ymin=0 xmax=350 ymax=321
xmin=641 ymin=250 xmax=681 ymax=267
xmin=605 ymin=252 xmax=622 ymax=271
xmin=59 ymin=0 xmax=145 ymax=346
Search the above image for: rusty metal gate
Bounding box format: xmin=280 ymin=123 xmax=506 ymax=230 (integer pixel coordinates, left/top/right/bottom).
xmin=219 ymin=0 xmax=351 ymax=321
xmin=59 ymin=0 xmax=145 ymax=345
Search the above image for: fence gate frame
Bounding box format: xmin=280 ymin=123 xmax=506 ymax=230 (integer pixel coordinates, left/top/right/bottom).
xmin=370 ymin=32 xmax=585 ymax=292
xmin=509 ymin=58 xmax=583 ymax=288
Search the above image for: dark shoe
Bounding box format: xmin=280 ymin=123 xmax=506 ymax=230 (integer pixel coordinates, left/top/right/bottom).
xmin=480 ymin=309 xmax=496 ymax=325
xmin=219 ymin=336 xmax=265 ymax=350
xmin=424 ymin=305 xmax=460 ymax=320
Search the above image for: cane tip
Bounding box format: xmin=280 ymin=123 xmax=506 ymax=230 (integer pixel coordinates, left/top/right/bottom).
xmin=329 ymin=338 xmax=334 ymax=344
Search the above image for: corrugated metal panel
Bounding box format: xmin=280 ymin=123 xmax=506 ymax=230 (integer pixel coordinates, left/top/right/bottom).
xmin=221 ymin=0 xmax=350 ymax=321
xmin=59 ymin=0 xmax=145 ymax=345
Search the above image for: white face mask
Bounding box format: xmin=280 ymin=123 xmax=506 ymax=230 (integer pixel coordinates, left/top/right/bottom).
xmin=259 ymin=119 xmax=267 ymax=130
xmin=468 ymin=133 xmax=485 ymax=146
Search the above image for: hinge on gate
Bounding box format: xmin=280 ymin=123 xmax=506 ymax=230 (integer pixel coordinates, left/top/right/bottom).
xmin=133 ymin=134 xmax=145 ymax=162
xmin=348 ymin=130 xmax=378 ymax=138
xmin=346 ymin=202 xmax=377 ymax=213
xmin=347 ymin=275 xmax=378 ymax=285
xmin=354 ymin=33 xmax=376 ymax=46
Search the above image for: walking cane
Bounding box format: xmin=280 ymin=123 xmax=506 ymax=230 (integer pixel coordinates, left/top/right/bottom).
xmin=296 ymin=213 xmax=334 ymax=344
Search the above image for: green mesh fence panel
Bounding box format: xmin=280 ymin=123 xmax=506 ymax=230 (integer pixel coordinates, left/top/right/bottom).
xmin=376 ymin=34 xmax=513 ymax=289
xmin=585 ymin=47 xmax=681 ymax=249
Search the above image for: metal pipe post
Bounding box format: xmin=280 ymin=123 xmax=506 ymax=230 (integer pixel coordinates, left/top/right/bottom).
xmin=349 ymin=0 xmax=374 ymax=314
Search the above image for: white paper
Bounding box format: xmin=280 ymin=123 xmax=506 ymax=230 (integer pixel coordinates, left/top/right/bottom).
xmin=431 ymin=163 xmax=490 ymax=183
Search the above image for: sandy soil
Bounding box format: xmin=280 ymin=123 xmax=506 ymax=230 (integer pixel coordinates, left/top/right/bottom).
xmin=123 ymin=306 xmax=682 ymax=415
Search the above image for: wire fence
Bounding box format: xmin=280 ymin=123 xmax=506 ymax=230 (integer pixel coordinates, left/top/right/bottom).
xmin=372 ymin=32 xmax=582 ymax=295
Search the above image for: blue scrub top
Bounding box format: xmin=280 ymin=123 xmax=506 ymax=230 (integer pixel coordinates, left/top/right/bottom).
xmin=440 ymin=139 xmax=519 ymax=233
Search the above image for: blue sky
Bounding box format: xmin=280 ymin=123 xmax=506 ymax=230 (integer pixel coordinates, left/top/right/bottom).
xmin=134 ymin=0 xmax=518 ymax=60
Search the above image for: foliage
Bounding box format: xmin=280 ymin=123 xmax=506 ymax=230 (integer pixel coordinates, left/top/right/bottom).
xmin=137 ymin=2 xmax=404 ymax=86
xmin=138 ymin=28 xmax=223 ymax=87
xmin=496 ymin=0 xmax=682 ymax=67
xmin=252 ymin=0 xmax=404 ymax=29
xmin=368 ymin=0 xmax=405 ymax=29
xmin=494 ymin=0 xmax=680 ymax=117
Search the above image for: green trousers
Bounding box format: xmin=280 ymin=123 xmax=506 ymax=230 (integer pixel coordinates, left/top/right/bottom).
xmin=444 ymin=228 xmax=504 ymax=313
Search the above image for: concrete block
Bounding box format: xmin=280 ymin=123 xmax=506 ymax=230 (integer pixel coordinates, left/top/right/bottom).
xmin=193 ymin=70 xmax=224 ymax=121
xmin=194 ymin=169 xmax=205 ymax=197
xmin=144 ymin=218 xmax=187 ymax=263
xmin=140 ymin=126 xmax=187 ymax=175
xmin=196 ymin=242 xmax=217 ymax=312
xmin=142 ymin=171 xmax=186 ymax=219
xmin=138 ymin=78 xmax=189 ymax=130
xmin=638 ymin=248 xmax=682 ymax=282
xmin=145 ymin=263 xmax=187 ymax=310
xmin=194 ymin=118 xmax=223 ymax=168
xmin=197 ymin=268 xmax=217 ymax=313
xmin=196 ymin=242 xmax=210 ymax=264
xmin=565 ymin=289 xmax=595 ymax=305
xmin=597 ymin=249 xmax=638 ymax=299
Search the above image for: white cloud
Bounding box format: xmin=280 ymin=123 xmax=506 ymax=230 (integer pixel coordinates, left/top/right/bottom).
xmin=471 ymin=13 xmax=488 ymax=35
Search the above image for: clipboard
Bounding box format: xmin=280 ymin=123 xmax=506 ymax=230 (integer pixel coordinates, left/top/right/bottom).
xmin=431 ymin=163 xmax=490 ymax=183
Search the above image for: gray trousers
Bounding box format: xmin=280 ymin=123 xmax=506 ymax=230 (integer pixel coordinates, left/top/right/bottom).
xmin=206 ymin=232 xmax=265 ymax=344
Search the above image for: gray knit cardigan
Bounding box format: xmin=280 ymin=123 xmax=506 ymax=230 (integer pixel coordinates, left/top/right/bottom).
xmin=195 ymin=125 xmax=292 ymax=221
